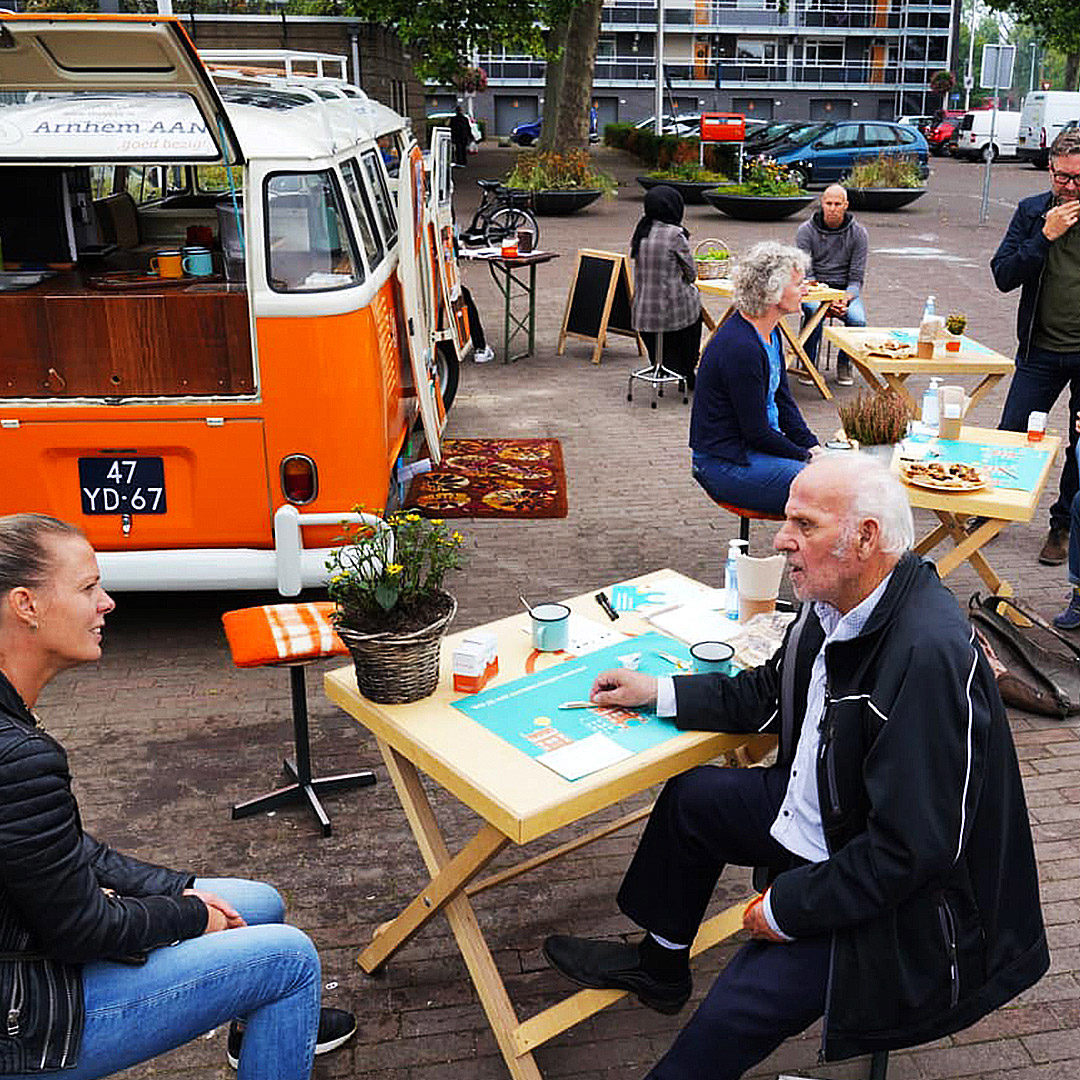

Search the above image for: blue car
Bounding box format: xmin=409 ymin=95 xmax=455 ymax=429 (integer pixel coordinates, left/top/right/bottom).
xmin=767 ymin=120 xmax=930 ymax=187
xmin=510 ymin=117 xmax=543 ymax=146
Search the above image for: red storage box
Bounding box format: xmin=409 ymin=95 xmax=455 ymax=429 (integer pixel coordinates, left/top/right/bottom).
xmin=699 ymin=113 xmax=745 ymax=141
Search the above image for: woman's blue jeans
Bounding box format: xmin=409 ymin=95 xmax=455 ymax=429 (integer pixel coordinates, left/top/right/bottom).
xmin=4 ymin=878 xmax=321 ymax=1080
xmin=692 ymin=449 xmax=805 ymax=516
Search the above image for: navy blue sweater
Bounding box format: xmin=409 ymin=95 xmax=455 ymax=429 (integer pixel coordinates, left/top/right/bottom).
xmin=689 ymin=310 xmax=818 ymax=464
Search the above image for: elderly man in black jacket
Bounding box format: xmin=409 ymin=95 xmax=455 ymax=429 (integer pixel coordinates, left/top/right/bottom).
xmin=993 ymin=127 xmax=1080 ymax=566
xmin=543 ymin=453 xmax=1048 ymax=1080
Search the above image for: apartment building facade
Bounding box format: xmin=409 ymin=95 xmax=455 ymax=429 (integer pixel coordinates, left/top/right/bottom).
xmin=428 ymin=0 xmax=959 ymax=137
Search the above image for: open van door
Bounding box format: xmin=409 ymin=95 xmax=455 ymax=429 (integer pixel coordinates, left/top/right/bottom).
xmin=396 ymin=141 xmax=447 ymax=463
xmin=0 ymin=14 xmax=243 ymax=165
xmin=429 ymin=126 xmax=470 ymax=361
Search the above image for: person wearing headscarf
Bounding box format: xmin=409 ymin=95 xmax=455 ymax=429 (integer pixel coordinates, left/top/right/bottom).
xmin=630 ymin=186 xmax=703 ymax=390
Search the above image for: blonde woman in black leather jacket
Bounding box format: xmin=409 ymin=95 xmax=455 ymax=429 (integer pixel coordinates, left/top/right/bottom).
xmin=0 ymin=514 xmax=354 ymax=1078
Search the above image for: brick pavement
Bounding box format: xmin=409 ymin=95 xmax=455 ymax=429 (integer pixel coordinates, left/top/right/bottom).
xmin=37 ymin=146 xmax=1080 ymax=1080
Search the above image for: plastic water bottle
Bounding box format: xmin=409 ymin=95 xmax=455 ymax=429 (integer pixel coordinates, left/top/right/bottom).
xmin=922 ymin=294 xmax=936 ymax=320
xmin=725 ymin=539 xmax=748 ymax=620
xmin=922 ymin=377 xmax=941 ymax=434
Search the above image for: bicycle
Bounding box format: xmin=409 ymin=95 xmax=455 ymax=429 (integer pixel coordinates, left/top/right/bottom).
xmin=458 ymin=178 xmax=540 ymax=251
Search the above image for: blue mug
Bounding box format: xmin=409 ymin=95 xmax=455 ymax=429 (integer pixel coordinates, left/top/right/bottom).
xmin=182 ymin=246 xmax=214 ymax=277
xmin=690 ymin=640 xmax=735 ymax=675
xmin=530 ymin=603 xmax=570 ymax=652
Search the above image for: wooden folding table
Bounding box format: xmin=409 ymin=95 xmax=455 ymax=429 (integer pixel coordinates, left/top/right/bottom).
xmin=324 ymin=570 xmax=774 ymax=1080
xmin=697 ymin=277 xmax=847 ymax=400
xmin=825 ymin=326 xmax=1014 ymax=415
xmin=895 ymin=426 xmax=1060 ymax=599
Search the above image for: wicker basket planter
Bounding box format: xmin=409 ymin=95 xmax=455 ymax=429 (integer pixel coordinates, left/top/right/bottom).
xmin=337 ymin=592 xmax=457 ymax=704
xmin=694 ymin=238 xmax=732 ymax=280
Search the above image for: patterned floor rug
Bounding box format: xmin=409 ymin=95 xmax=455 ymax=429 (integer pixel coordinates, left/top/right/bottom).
xmin=406 ymin=438 xmax=568 ymax=519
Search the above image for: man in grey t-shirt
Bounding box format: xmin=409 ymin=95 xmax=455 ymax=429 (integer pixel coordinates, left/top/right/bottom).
xmin=794 ymin=185 xmax=868 ymax=387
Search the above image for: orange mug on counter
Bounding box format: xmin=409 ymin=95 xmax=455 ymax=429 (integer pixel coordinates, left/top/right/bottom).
xmin=149 ymin=249 xmax=183 ymax=279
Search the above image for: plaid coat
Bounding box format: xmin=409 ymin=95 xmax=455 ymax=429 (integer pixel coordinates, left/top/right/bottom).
xmin=631 ymin=222 xmax=700 ymax=333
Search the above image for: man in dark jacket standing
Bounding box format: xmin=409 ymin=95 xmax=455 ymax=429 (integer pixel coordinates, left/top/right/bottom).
xmin=993 ymin=127 xmax=1080 ymax=565
xmin=795 ymin=184 xmax=868 ymax=387
xmin=543 ymin=453 xmax=1048 ymax=1079
xmin=449 ymin=105 xmax=472 ymax=167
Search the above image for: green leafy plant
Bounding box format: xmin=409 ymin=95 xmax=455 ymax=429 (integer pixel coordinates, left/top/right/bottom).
xmin=843 ymin=153 xmax=923 ymax=189
xmin=945 ymin=312 xmax=967 ymax=335
xmin=696 ymin=245 xmax=730 ymax=261
xmin=327 ymin=510 xmax=464 ymax=629
xmin=646 ymin=162 xmax=729 ymax=182
xmin=838 ymin=389 xmax=916 ymax=447
xmin=504 ymin=149 xmax=616 ymax=195
xmin=725 ymin=156 xmax=806 ymax=197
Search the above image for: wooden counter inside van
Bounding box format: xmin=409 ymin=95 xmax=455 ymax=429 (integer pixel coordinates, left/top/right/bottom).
xmin=0 ymin=271 xmax=253 ymax=397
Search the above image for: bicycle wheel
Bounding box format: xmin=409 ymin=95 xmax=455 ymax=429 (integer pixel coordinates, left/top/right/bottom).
xmin=484 ymin=207 xmax=539 ymax=250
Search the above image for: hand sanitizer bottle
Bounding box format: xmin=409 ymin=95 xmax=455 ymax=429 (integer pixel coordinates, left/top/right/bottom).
xmin=922 ymin=294 xmax=936 ymax=320
xmin=921 ymin=377 xmax=941 ymax=434
xmin=725 ymin=539 xmax=748 ymax=620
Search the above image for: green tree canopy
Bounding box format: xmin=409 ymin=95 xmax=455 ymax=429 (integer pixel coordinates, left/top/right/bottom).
xmin=986 ymin=0 xmax=1080 ymax=88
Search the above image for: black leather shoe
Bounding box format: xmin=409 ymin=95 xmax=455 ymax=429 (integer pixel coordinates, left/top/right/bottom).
xmin=542 ymin=935 xmax=691 ymax=1014
xmin=1039 ymin=524 xmax=1069 ymax=566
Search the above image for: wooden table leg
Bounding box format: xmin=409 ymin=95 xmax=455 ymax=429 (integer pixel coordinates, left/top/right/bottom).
xmin=964 ymin=374 xmax=1005 ymax=415
xmin=923 ymin=511 xmax=1008 ymax=593
xmin=880 ymin=373 xmax=916 ymax=412
xmin=849 ymin=357 xmax=887 ymax=394
xmin=780 ymin=317 xmax=832 ymax=400
xmin=363 ymin=741 xmax=543 ymax=1080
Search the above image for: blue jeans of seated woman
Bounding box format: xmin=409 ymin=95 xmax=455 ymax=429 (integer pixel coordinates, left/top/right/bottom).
xmin=692 ymin=449 xmax=805 ymax=516
xmin=3 ymin=878 xmax=321 ymax=1080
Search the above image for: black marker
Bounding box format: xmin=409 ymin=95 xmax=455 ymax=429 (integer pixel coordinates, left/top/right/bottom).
xmin=595 ymin=591 xmax=619 ymax=621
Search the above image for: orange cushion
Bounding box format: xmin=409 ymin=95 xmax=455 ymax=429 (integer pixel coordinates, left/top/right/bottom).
xmin=222 ymin=602 xmax=347 ymax=668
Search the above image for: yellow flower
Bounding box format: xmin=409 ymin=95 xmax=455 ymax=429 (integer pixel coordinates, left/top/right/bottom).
xmin=452 ymin=531 xmax=463 ymax=542
xmin=386 ymin=563 xmax=404 ymax=575
xmin=431 ymin=518 xmax=445 ymax=526
xmin=405 ymin=513 xmax=421 ymax=522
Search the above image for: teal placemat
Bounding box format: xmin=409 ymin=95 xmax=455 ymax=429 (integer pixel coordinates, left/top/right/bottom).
xmin=453 ymin=631 xmax=695 ymax=772
xmin=888 ymin=329 xmax=994 ymax=356
xmin=931 ymin=440 xmax=1050 ymax=492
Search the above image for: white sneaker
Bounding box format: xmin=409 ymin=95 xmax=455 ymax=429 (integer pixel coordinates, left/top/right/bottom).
xmin=474 ymin=345 xmax=495 ymax=364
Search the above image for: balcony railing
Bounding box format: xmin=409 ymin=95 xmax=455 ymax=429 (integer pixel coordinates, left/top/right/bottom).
xmin=600 ymin=0 xmax=948 ymax=30
xmin=480 ymin=53 xmax=937 ymax=89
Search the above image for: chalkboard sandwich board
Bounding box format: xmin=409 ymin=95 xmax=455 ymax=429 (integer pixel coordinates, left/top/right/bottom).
xmin=557 ymin=249 xmax=643 ymax=365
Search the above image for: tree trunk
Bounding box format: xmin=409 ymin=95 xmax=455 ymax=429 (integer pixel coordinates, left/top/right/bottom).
xmin=538 ymin=22 xmax=569 ymax=152
xmin=538 ymin=0 xmax=603 ymax=151
xmin=1067 ymin=51 xmax=1080 ymax=91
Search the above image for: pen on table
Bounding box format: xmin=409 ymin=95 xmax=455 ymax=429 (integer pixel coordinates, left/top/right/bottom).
xmin=595 ymin=591 xmax=619 ymax=621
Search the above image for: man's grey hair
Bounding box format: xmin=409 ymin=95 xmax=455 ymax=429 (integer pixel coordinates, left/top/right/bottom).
xmin=823 ymin=453 xmax=915 ymax=556
xmin=1050 ymin=128 xmax=1080 ymax=162
xmin=732 ymin=241 xmax=811 ymax=318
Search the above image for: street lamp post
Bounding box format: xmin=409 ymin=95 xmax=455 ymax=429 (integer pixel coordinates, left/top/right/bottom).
xmin=1029 ymin=41 xmax=1038 ymax=93
xmin=965 ymin=0 xmax=976 ymax=111
xmin=655 ymin=0 xmax=665 ymax=136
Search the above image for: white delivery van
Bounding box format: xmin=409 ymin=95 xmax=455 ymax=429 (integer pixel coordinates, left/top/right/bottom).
xmin=1017 ymin=91 xmax=1080 ymax=168
xmin=954 ymin=110 xmax=1021 ymax=160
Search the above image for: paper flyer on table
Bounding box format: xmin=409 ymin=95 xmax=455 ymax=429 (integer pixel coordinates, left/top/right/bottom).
xmin=647 ymin=592 xmax=737 ymax=645
xmin=536 ymin=732 xmax=635 ymax=781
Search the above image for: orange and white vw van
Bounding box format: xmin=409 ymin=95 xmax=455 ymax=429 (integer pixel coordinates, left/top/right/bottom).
xmin=0 ymin=15 xmax=467 ymax=593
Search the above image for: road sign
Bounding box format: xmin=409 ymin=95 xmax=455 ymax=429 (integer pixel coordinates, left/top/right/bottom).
xmin=964 ymin=73 xmax=974 ymax=90
xmin=980 ymin=44 xmax=1015 ymax=90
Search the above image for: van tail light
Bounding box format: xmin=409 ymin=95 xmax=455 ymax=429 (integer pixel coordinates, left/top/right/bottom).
xmin=1041 ymin=127 xmax=1047 ymax=148
xmin=280 ymin=454 xmax=318 ymax=504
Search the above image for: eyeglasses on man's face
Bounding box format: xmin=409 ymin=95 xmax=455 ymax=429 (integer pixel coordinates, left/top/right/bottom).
xmin=1050 ymin=168 xmax=1080 ymax=188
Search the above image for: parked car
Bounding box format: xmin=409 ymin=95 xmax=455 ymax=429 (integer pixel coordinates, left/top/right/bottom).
xmin=768 ymin=120 xmax=930 ymax=187
xmin=954 ymin=110 xmax=1022 ymax=160
xmin=427 ymin=111 xmax=482 ymax=145
xmin=925 ymin=109 xmax=967 ymax=156
xmin=897 ymin=114 xmax=933 ymax=132
xmin=509 ymin=116 xmax=542 ymax=145
xmin=1018 ymin=90 xmax=1080 ymax=168
xmin=744 ymin=120 xmax=819 ymax=154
